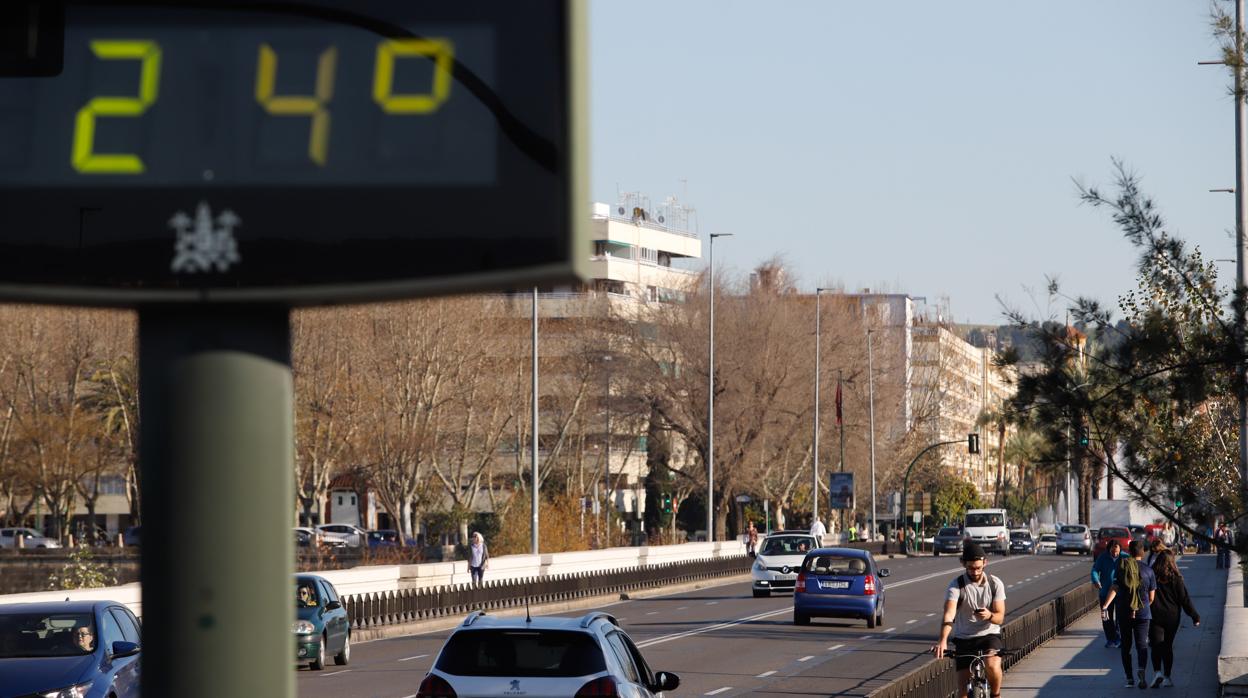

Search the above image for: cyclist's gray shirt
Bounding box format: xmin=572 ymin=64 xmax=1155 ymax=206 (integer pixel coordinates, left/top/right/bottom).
xmin=945 ymin=573 xmax=1006 ymax=638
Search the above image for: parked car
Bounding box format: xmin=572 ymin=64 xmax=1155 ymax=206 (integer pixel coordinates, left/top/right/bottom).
xmin=1127 ymin=524 xmax=1148 ymax=543
xmin=0 ymin=599 xmax=141 ymax=697
xmin=1056 ymin=524 xmax=1092 ymax=555
xmin=1008 ymin=530 xmax=1034 ymax=554
xmin=0 ymin=527 xmax=60 ymax=549
xmin=122 ymin=526 xmax=140 ymax=547
xmin=418 ymin=611 xmax=680 ymax=697
xmin=793 ymin=547 xmax=889 ymax=628
xmin=1035 ymin=533 xmax=1058 ymax=554
xmin=294 ymin=574 xmax=351 ymax=671
xmin=366 ymin=529 xmax=402 ymax=548
xmin=963 ymin=508 xmax=1010 ymax=555
xmin=316 ymin=523 xmax=367 ymax=548
xmin=751 ymin=532 xmax=818 ymax=597
xmin=1093 ymin=526 xmax=1133 ymax=557
xmin=932 ymin=526 xmax=964 ymax=556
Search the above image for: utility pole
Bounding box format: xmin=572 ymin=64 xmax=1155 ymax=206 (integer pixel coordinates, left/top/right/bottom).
xmin=532 ymin=287 xmax=540 ymax=555
xmin=867 ymin=329 xmax=877 ymax=542
xmin=1236 ymin=0 xmax=1248 ymax=542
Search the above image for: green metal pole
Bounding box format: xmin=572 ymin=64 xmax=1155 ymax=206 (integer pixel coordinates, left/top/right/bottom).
xmin=140 ymin=306 xmax=293 ymax=698
xmin=838 ymin=370 xmax=845 ymax=540
xmin=900 ymin=439 xmax=961 ymax=555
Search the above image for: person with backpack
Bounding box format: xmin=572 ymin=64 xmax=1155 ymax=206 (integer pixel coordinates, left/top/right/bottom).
xmin=1101 ymin=539 xmax=1157 ymax=689
xmin=930 ymin=542 xmax=1006 ymax=698
xmin=1147 ymin=549 xmax=1200 ymax=688
xmin=1091 ymin=538 xmax=1128 ymax=648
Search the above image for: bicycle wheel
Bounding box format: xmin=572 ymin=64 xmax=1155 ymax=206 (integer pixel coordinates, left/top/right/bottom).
xmin=969 ymin=678 xmax=990 ymax=698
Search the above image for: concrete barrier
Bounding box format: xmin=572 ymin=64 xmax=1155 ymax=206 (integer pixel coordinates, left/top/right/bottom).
xmin=1219 ymin=551 xmax=1248 ymax=695
xmin=0 ymin=539 xmax=747 ymax=617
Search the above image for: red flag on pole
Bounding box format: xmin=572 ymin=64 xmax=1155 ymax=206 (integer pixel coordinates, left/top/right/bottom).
xmin=835 ymin=380 xmax=843 ymax=426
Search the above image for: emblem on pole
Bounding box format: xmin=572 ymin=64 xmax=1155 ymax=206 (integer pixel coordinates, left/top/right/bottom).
xmin=170 ymin=201 xmax=241 ymax=273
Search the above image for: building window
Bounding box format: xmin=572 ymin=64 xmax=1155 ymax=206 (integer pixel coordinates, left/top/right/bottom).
xmin=640 ymin=247 xmax=658 ymax=264
xmin=647 ymin=286 xmax=658 ymax=302
xmin=337 ymin=496 xmax=343 ymax=506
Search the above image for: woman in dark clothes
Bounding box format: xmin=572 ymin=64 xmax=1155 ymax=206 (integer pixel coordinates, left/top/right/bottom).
xmin=1148 ymin=549 xmax=1200 ymax=688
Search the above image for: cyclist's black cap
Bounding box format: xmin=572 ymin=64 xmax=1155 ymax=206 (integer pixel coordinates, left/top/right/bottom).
xmin=961 ymin=542 xmax=987 ymax=561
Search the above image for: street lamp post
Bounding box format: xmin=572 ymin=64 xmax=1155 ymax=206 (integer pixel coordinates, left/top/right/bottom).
xmin=532 ymin=287 xmax=540 ymax=555
xmin=708 ymin=232 xmax=732 ymax=542
xmin=814 ymin=288 xmax=830 ymax=529
xmin=867 ymin=328 xmax=877 ymax=542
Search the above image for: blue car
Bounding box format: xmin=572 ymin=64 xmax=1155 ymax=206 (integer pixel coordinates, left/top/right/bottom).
xmin=0 ymin=599 xmax=141 ymax=698
xmin=792 ymin=547 xmax=890 ymax=628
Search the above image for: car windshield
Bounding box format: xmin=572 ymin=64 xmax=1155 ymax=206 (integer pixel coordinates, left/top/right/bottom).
xmin=937 ymin=527 xmax=961 ymax=537
xmin=1010 ymin=531 xmax=1030 ymax=539
xmin=965 ymin=514 xmax=1003 ymax=527
xmin=1060 ymin=525 xmax=1086 ymax=534
xmin=435 ymin=629 xmax=607 ymax=677
xmin=805 ymin=555 xmax=868 ymax=576
xmin=0 ymin=612 xmax=96 ymax=658
xmin=1101 ymin=528 xmax=1129 ymax=538
xmin=760 ymin=536 xmax=814 ymax=556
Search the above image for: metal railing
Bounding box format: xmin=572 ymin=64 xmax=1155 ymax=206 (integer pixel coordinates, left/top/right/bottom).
xmin=341 ymin=556 xmax=750 ymax=630
xmin=868 ymin=582 xmax=1099 ymax=698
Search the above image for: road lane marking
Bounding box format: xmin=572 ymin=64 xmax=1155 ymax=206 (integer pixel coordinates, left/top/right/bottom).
xmin=646 ymin=611 xmax=659 ymax=615
xmin=798 ymin=655 xmax=815 ymax=662
xmin=706 ymin=601 xmax=719 ymax=605
xmin=757 ymin=670 xmax=777 ymax=678
xmin=906 ymin=619 xmax=917 ymax=624
xmin=926 ymin=612 xmax=936 ymax=617
xmin=859 ymin=634 xmax=872 ymax=640
xmin=706 ymin=687 xmax=732 ymax=695
xmin=397 ymin=655 xmax=428 ymax=662
xmin=320 ymin=670 xmax=352 ymax=677
xmin=677 ymin=606 xmax=689 ymax=610
xmin=884 ymin=627 xmax=897 ymax=633
xmin=827 ymin=644 xmax=844 ymax=651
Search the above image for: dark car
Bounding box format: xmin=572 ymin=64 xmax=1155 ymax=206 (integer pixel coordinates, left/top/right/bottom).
xmin=1127 ymin=524 xmax=1148 ymax=543
xmin=932 ymin=527 xmax=964 ymax=556
xmin=1008 ymin=530 xmax=1034 ymax=554
xmin=793 ymin=547 xmax=889 ymax=628
xmin=1093 ymin=526 xmax=1133 ymax=557
xmin=366 ymin=529 xmax=401 ymax=548
xmin=122 ymin=526 xmax=140 ymax=548
xmin=294 ymin=574 xmax=351 ymax=670
xmin=0 ymin=599 xmax=141 ymax=698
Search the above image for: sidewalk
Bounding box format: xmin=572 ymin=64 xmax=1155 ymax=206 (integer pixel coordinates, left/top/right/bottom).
xmin=1001 ymin=553 xmax=1223 ymax=697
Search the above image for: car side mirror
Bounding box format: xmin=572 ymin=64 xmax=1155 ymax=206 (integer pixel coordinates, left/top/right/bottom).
xmin=110 ymin=641 xmax=140 ymax=658
xmin=325 ymin=600 xmax=342 ymax=611
xmin=654 ymin=671 xmax=680 ymax=692
xmin=878 ymin=568 xmax=890 ymax=578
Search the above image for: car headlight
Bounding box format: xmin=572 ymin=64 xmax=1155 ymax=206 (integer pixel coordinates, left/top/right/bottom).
xmin=754 ymin=559 xmax=766 ymax=571
xmin=41 ymin=683 xmax=90 ymax=698
xmin=293 ymin=620 xmax=316 ymax=635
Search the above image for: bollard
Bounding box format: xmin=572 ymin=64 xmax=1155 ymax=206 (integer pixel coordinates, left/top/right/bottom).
xmin=118 ymin=532 xmax=124 ymax=547
xmin=69 ymin=534 xmax=75 ymax=548
xmin=16 ymin=534 xmax=23 ymax=549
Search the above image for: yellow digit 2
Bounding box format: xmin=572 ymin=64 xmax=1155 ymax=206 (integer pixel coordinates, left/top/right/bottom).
xmin=255 ymin=44 xmax=337 ymax=166
xmin=72 ymin=40 xmax=162 ymax=174
xmin=373 ymin=38 xmax=454 ymax=114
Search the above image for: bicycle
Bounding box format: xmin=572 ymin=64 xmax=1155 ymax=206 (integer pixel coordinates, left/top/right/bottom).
xmin=942 ymin=646 xmax=1015 ymax=698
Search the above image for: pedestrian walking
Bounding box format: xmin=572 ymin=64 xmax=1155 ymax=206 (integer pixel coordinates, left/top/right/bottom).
xmin=1146 ymin=538 xmax=1167 ymax=567
xmin=746 ymin=521 xmax=759 ymax=556
xmin=1216 ymin=521 xmax=1233 ymax=569
xmin=468 ymin=531 xmax=489 ymax=584
xmin=1101 ymin=539 xmax=1157 ymax=689
xmin=1147 ymin=549 xmax=1200 ymax=688
xmin=1091 ymin=539 xmax=1128 ymax=648
xmin=810 ymin=516 xmax=827 ymax=542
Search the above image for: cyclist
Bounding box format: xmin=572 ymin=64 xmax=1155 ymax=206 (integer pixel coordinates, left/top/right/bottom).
xmin=931 ymin=542 xmax=1007 ymax=698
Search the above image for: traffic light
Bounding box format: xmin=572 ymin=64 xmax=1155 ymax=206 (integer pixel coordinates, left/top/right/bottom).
xmin=967 ymin=433 xmax=980 ymax=455
xmin=662 ymin=493 xmax=673 ymax=514
xmin=1075 ymin=427 xmax=1089 ymax=447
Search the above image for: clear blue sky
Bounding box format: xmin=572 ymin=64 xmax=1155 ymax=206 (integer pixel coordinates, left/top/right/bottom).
xmin=590 ymin=1 xmax=1234 ymax=324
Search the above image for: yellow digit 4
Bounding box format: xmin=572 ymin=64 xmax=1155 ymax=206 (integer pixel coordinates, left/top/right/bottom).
xmin=373 ymin=38 xmax=454 ymax=114
xmin=255 ymin=43 xmax=337 ymax=166
xmin=72 ymin=40 xmax=162 ymax=174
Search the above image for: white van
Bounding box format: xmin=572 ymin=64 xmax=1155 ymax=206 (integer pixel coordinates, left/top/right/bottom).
xmin=963 ymin=508 xmax=1010 ymax=555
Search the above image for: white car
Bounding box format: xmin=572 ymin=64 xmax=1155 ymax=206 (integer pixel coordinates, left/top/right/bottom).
xmin=1035 ymin=533 xmax=1057 ymax=554
xmin=751 ymin=532 xmax=818 ymax=597
xmin=419 ymin=611 xmax=679 ymax=697
xmin=0 ymin=527 xmax=61 ymax=549
xmin=316 ymin=523 xmax=367 ymax=548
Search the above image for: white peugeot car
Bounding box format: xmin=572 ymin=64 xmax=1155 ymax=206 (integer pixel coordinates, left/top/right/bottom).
xmin=751 ymin=531 xmax=818 ymax=597
xmin=417 ymin=611 xmax=679 ymax=697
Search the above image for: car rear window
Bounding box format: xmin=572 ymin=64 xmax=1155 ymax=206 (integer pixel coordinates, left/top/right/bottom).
xmin=1060 ymin=525 xmax=1086 ymax=534
xmin=760 ymin=536 xmax=815 ymax=556
xmin=1040 ymin=534 xmax=1056 ymax=541
xmin=436 ymin=629 xmax=606 ymax=677
xmin=1100 ymin=528 xmax=1129 ymax=538
xmin=804 ymin=555 xmax=869 ymax=576
xmin=938 ymin=527 xmax=961 ymax=536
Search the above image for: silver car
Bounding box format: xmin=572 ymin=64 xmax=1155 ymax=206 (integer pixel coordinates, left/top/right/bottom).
xmin=1056 ymin=524 xmax=1092 ymax=555
xmin=751 ymin=532 xmax=818 ymax=597
xmin=0 ymin=527 xmax=60 ymax=549
xmin=418 ymin=611 xmax=680 ymax=697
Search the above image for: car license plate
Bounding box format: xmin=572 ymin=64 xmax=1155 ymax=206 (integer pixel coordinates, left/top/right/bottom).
xmin=821 ymin=580 xmax=849 ymax=589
